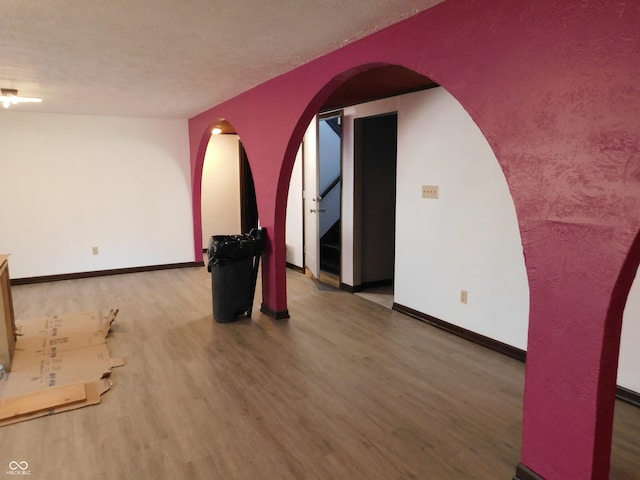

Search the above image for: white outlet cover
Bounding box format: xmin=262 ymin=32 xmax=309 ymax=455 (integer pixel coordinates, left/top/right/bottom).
xmin=422 ymin=185 xmax=439 ymax=199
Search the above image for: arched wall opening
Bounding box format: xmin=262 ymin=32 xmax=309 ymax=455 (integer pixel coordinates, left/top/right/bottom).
xmin=284 ymin=66 xmax=530 ymax=350
xmin=619 ymin=266 xmax=640 ymax=394
xmin=609 ymin=228 xmax=640 ymax=469
xmin=611 ymin=235 xmax=640 ymax=477
xmin=280 ymin=65 xmax=529 ymax=350
xmin=199 ymin=119 xmax=259 ymax=257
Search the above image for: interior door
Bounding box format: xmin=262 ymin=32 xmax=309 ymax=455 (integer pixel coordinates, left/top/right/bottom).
xmin=303 ymin=119 xmax=320 ymax=278
xmin=354 ymin=112 xmax=398 ymax=287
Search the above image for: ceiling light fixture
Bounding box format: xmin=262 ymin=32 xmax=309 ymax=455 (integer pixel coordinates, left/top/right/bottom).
xmin=211 ymin=127 xmax=223 ymax=135
xmin=1 ymin=88 xmax=43 ymax=109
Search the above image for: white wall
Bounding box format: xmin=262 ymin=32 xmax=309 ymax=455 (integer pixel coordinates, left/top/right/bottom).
xmin=619 ymin=269 xmax=640 ymax=392
xmin=0 ymin=111 xmax=194 ymax=278
xmin=393 ymin=88 xmax=530 ymax=350
xmin=340 ymin=88 xmax=529 ymax=349
xmin=201 ymin=134 xmax=241 ymax=247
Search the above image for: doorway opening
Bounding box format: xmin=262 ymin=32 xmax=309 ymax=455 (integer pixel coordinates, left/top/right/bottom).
xmin=318 ymin=113 xmax=343 ymax=282
xmin=239 ymin=142 xmax=259 ymax=234
xmin=353 ymin=112 xmax=398 ymax=302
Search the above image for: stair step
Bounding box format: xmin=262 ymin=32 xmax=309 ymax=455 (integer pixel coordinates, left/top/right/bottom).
xmin=320 ymin=259 xmax=340 ymax=275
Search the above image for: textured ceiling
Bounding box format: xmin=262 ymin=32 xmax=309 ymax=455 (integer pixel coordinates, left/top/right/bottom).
xmin=0 ymin=0 xmax=444 ymax=119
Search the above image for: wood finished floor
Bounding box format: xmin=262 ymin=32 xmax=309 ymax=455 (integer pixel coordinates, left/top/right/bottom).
xmin=1 ymin=266 xmax=638 ymax=479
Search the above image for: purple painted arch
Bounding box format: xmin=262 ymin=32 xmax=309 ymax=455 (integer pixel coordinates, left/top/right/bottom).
xmin=188 ymin=1 xmax=640 ymax=478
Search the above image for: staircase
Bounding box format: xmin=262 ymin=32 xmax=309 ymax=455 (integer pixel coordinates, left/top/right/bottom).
xmin=318 ymin=114 xmax=342 ymax=277
xmin=320 ymin=221 xmax=340 ymax=275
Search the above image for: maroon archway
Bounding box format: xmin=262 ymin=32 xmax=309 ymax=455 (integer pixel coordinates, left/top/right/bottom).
xmin=188 ymin=1 xmax=640 ymax=478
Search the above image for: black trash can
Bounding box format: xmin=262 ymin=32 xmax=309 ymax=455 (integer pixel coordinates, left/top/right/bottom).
xmin=207 ymin=228 xmax=263 ymax=323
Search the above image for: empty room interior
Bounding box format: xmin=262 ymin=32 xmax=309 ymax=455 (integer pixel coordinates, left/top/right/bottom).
xmin=1 ymin=1 xmax=639 ymax=479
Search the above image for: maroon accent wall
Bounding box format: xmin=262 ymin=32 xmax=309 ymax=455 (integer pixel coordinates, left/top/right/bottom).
xmin=189 ymin=1 xmax=640 ymax=478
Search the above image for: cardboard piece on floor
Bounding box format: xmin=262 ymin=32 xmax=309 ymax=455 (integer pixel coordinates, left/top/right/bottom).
xmin=0 ymin=382 xmax=87 ymax=421
xmin=1 ymin=343 xmax=114 ymax=397
xmin=16 ymin=310 xmax=118 ymax=344
xmin=0 ymin=379 xmax=112 ymax=427
xmin=0 ymin=309 xmax=123 ymax=426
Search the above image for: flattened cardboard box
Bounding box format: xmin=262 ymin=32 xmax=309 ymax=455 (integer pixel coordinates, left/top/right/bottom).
xmin=15 ymin=310 xmax=113 ymax=355
xmin=0 ymin=309 xmax=123 ymax=426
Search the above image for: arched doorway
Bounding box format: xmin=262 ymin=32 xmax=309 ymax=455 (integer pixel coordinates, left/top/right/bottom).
xmin=610 ymin=231 xmax=640 ymax=477
xmin=200 ymin=119 xmax=258 ymax=254
xmin=285 ymin=65 xmax=530 ymax=350
xmin=618 ymin=267 xmax=640 ymax=396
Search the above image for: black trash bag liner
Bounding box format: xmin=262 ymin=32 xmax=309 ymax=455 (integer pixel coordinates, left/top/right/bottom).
xmin=211 ymin=257 xmax=254 ymax=322
xmin=207 ymin=229 xmax=262 ymax=269
xmin=206 ymin=228 xmax=264 ymax=323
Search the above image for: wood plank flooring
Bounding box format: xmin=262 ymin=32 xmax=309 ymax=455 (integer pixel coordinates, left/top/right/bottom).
xmin=0 ymin=266 xmax=638 ymax=479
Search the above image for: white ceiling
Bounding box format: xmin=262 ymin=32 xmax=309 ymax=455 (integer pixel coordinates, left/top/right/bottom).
xmin=0 ymin=0 xmax=444 ymax=119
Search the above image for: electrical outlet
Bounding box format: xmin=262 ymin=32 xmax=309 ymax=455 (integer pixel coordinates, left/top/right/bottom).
xmin=92 ymin=246 xmax=99 ymax=255
xmin=460 ymin=289 xmax=468 ymax=304
xmin=422 ymin=185 xmax=439 ymax=199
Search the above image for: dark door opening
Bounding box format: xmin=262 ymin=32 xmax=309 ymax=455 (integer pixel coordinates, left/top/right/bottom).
xmin=354 ymin=112 xmax=398 ymax=290
xmin=239 ymin=141 xmax=259 ymax=234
